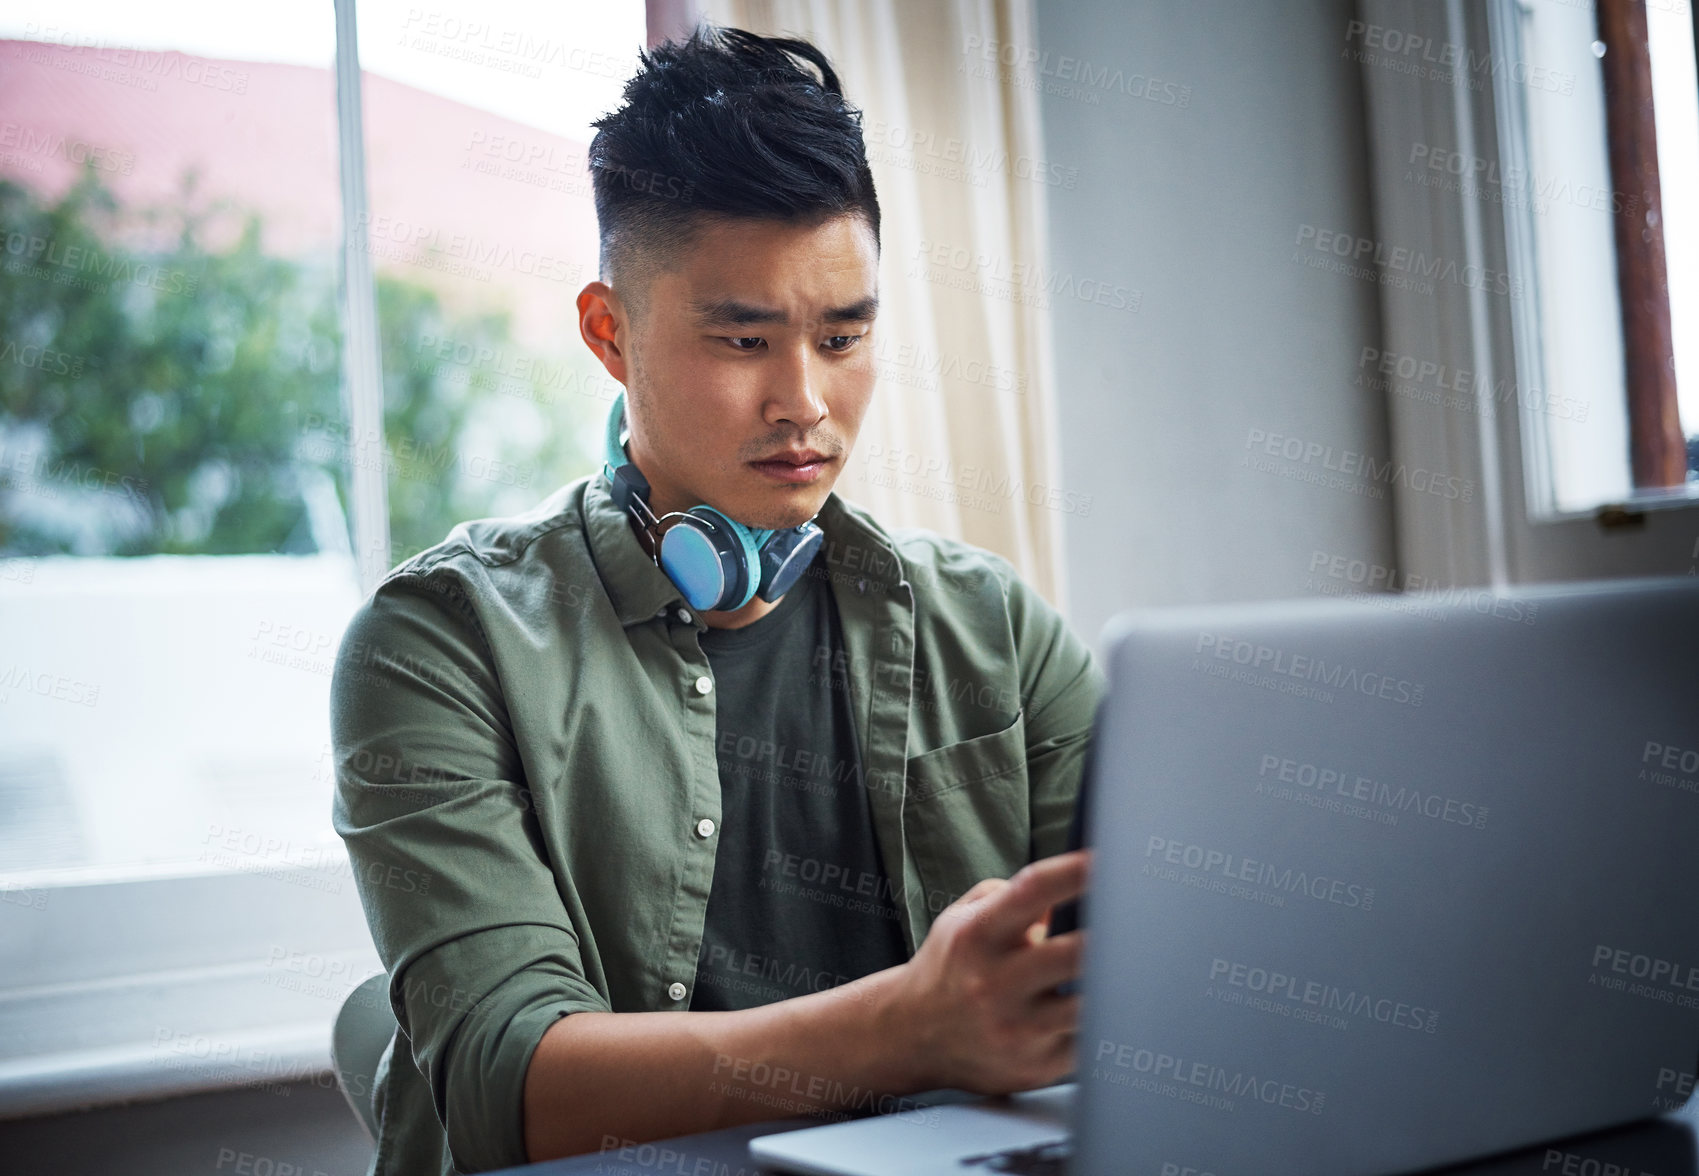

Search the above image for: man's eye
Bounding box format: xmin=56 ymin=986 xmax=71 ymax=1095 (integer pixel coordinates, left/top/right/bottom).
xmin=726 ymin=336 xmax=764 ymax=351
xmin=824 ymin=334 xmax=861 ymax=352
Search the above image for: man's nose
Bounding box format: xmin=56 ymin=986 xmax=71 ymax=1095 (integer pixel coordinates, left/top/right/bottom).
xmin=766 ymin=344 xmax=829 ymax=429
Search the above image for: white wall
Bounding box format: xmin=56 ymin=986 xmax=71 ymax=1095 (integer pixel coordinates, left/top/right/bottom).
xmin=1035 ymin=0 xmax=1398 ymax=643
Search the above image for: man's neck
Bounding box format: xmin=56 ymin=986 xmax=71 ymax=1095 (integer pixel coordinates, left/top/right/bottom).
xmin=703 ymin=594 xmax=782 ymax=630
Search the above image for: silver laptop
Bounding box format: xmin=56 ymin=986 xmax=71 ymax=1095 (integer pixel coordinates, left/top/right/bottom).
xmin=749 ymin=575 xmax=1699 ymax=1175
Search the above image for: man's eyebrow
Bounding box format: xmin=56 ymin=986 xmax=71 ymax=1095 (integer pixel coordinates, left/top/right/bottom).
xmin=824 ymin=295 xmax=879 ymax=323
xmin=690 ymin=295 xmax=880 ymax=326
xmin=692 ymin=298 xmax=785 ymax=325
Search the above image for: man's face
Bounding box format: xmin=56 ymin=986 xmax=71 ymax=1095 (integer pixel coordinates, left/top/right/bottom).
xmin=591 ymin=213 xmax=880 ymax=532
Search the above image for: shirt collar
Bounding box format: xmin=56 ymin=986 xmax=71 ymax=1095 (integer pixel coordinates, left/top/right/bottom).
xmin=581 ymin=469 xmax=908 ymax=628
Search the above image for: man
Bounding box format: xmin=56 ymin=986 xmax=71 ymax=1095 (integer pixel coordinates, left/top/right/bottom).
xmin=331 ymin=24 xmax=1105 ymax=1174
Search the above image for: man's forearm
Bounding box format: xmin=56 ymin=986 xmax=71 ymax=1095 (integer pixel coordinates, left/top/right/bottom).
xmin=521 ymin=962 xmax=927 ymax=1162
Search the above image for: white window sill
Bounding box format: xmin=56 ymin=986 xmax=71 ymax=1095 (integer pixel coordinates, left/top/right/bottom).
xmin=0 ymin=867 xmax=380 ymax=1119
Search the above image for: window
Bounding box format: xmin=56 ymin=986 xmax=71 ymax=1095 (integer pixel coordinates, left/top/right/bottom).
xmin=0 ymin=0 xmax=642 ymax=1112
xmin=1354 ymin=0 xmax=1698 ymax=588
xmin=1642 ymin=0 xmax=1699 ymax=477
xmin=0 ymin=3 xmax=354 ymax=880
xmin=350 ymin=0 xmax=638 ymax=565
xmin=1511 ymin=0 xmax=1698 ymax=517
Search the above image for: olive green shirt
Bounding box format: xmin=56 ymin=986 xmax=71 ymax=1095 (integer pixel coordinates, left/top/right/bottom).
xmin=329 ymin=471 xmax=1106 ymax=1175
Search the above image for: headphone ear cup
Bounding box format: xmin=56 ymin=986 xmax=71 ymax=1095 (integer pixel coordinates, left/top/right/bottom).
xmin=658 ymin=515 xmax=740 ymax=612
xmin=658 ymin=508 xmax=762 ymax=611
xmin=700 ymin=507 xmax=763 ymax=610
xmin=755 ymin=523 xmax=823 ymax=603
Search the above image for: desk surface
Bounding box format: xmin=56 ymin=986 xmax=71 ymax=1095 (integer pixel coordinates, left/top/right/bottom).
xmin=493 ymin=1085 xmax=1699 ymax=1175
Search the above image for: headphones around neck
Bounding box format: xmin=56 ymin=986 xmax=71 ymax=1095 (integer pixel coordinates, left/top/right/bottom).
xmin=602 ymin=390 xmax=824 ymax=613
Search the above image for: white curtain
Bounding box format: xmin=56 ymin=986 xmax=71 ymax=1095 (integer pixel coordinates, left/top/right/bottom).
xmin=693 ymin=0 xmax=1072 ymax=609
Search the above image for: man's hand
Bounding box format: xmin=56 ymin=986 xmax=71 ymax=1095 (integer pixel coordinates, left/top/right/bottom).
xmin=890 ymin=849 xmax=1090 ymax=1094
xmin=521 ymin=850 xmax=1090 ymax=1159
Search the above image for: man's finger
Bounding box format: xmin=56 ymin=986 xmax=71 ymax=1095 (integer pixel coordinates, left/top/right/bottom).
xmin=970 ymin=850 xmax=1090 ymax=946
xmin=1005 ymin=928 xmax=1086 ymax=998
xmin=934 ymin=876 xmax=1010 ymax=930
xmin=1024 ymin=989 xmax=1083 ymax=1037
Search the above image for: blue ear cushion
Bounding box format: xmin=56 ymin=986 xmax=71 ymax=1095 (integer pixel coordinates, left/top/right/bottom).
xmin=659 ymin=519 xmax=737 ymax=611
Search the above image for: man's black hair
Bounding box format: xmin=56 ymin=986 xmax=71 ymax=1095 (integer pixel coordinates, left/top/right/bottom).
xmin=588 ymin=23 xmax=880 ymax=308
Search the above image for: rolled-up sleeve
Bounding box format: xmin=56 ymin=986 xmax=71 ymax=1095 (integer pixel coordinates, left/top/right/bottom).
xmin=995 ymin=564 xmax=1108 ymax=862
xmin=330 ymin=569 xmax=610 ymax=1172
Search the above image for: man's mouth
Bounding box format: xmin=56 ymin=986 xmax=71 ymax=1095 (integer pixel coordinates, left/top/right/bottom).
xmin=749 ymin=449 xmax=832 ymax=484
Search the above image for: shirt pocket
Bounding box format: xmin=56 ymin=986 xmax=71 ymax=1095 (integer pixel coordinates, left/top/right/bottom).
xmin=902 ymin=709 xmax=1030 ymax=921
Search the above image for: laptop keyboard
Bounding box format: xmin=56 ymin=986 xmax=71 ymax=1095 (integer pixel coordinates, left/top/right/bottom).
xmin=957 ymin=1136 xmax=1072 ymax=1174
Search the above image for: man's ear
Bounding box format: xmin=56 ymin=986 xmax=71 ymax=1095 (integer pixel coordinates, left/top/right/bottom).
xmin=577 ymin=281 xmax=629 ymax=385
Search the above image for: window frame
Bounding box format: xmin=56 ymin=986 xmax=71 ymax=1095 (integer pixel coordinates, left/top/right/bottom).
xmin=1596 ymin=0 xmax=1689 ymax=492
xmin=1356 ymin=0 xmax=1699 ymax=590
xmin=1490 ymin=0 xmax=1699 ymax=578
xmin=334 ymin=0 xmax=392 ymax=595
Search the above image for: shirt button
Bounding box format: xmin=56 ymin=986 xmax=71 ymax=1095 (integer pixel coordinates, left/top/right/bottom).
xmin=676 ymin=608 xmax=692 ymax=624
xmin=667 ymin=981 xmax=687 ymax=1001
xmin=695 ymin=817 xmax=716 ymax=839
xmin=693 ymin=675 xmax=713 ymax=696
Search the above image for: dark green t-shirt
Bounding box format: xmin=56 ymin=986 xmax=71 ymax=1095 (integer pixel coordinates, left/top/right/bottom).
xmin=689 ymin=560 xmax=910 ymax=1010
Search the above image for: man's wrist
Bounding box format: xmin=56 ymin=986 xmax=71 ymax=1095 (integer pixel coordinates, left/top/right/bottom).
xmin=839 ymin=960 xmax=938 ymax=1093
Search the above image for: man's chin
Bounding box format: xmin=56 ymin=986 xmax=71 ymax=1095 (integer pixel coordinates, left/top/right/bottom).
xmin=734 ymin=478 xmax=835 ymax=531
xmin=744 ymin=500 xmax=828 ymax=532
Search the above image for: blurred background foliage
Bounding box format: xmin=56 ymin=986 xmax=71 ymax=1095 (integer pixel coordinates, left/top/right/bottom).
xmin=0 ymin=168 xmax=601 ymax=560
